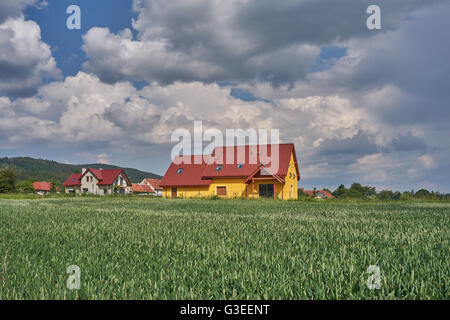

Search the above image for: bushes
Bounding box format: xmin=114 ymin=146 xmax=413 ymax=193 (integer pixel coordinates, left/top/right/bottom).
xmin=0 ymin=167 xmax=16 ymax=193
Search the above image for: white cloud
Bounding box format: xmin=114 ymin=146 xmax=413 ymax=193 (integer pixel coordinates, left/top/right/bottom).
xmin=0 ymin=16 xmax=61 ymax=97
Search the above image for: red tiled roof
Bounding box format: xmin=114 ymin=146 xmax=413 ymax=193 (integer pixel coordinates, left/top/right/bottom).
xmin=131 ymin=184 xmax=153 ymax=193
xmin=80 ymin=168 xmax=130 ymax=186
xmin=33 ymin=181 xmax=52 ymax=191
xmin=160 ymin=155 xmax=212 ymax=187
xmin=320 ymin=190 xmax=335 ymax=199
xmin=143 ymin=178 xmax=162 ymax=190
xmin=302 ymin=190 xmax=335 ymax=199
xmin=202 ymin=144 xmax=299 ymax=179
xmin=160 ymin=144 xmax=300 ymax=187
xmin=62 ymin=173 xmax=82 ymax=186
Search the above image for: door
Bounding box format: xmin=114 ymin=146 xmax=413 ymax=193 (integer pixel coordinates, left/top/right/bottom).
xmin=171 ymin=188 xmax=177 ymax=198
xmin=259 ymin=184 xmax=274 ymax=198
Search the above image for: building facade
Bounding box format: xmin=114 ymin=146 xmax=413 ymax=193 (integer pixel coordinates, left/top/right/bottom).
xmin=63 ymin=168 xmax=131 ymax=195
xmin=160 ymin=144 xmax=300 ymax=200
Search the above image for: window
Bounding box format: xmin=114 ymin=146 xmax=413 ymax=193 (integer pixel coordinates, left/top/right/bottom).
xmin=217 ymin=186 xmax=227 ymax=196
xmin=216 ymin=165 xmax=222 ymax=171
xmin=177 ymin=168 xmax=183 ymax=174
xmin=237 ymin=164 xmax=243 ymax=169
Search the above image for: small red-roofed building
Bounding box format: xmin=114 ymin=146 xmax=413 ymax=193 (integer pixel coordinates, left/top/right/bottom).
xmin=140 ymin=178 xmax=163 ymax=196
xmin=300 ymin=188 xmax=335 ymax=199
xmin=131 ymin=183 xmax=153 ymax=195
xmin=33 ymin=181 xmax=52 ymax=195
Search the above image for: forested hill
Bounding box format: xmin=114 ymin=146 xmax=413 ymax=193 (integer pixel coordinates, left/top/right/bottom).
xmin=0 ymin=157 xmax=162 ymax=183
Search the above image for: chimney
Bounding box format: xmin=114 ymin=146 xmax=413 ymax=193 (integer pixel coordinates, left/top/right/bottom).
xmin=82 ymin=168 xmax=87 ymax=174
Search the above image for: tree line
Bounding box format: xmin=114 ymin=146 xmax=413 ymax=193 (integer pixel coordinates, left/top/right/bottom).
xmin=0 ymin=168 xmax=61 ymax=193
xmin=300 ymin=182 xmax=450 ymax=201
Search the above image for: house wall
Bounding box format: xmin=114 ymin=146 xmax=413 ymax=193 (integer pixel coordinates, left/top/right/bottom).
xmin=163 ymin=186 xmax=210 ymax=198
xmin=65 ymin=186 xmax=81 ymax=194
xmin=280 ymin=152 xmax=298 ymax=200
xmin=81 ymin=171 xmax=100 ymax=194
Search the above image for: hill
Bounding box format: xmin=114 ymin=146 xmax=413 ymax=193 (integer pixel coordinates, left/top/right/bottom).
xmin=0 ymin=157 xmax=161 ymax=183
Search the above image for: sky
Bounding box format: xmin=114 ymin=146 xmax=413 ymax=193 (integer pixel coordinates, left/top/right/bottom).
xmin=0 ymin=0 xmax=449 ymax=192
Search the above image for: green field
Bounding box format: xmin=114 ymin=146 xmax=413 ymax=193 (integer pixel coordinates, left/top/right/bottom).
xmin=0 ymin=197 xmax=448 ymax=299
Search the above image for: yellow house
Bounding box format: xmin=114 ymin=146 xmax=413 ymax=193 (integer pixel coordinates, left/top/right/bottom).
xmin=160 ymin=144 xmax=300 ymax=200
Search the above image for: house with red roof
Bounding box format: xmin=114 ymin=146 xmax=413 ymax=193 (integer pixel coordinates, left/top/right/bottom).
xmin=33 ymin=181 xmax=52 ymax=195
xmin=300 ymin=188 xmax=335 ymax=199
xmin=140 ymin=178 xmax=163 ymax=196
xmin=160 ymin=143 xmax=300 ymax=200
xmin=63 ymin=168 xmax=131 ymax=195
xmin=62 ymin=173 xmax=82 ymax=194
xmin=131 ymin=183 xmax=153 ymax=195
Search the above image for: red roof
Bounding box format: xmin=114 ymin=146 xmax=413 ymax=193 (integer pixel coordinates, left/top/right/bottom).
xmin=131 ymin=184 xmax=153 ymax=193
xmin=160 ymin=155 xmax=213 ymax=187
xmin=143 ymin=178 xmax=162 ymax=190
xmin=81 ymin=168 xmax=129 ymax=186
xmin=33 ymin=182 xmax=52 ymax=191
xmin=302 ymin=189 xmax=335 ymax=199
xmin=320 ymin=190 xmax=335 ymax=199
xmin=160 ymin=144 xmax=300 ymax=187
xmin=63 ymin=173 xmax=82 ymax=186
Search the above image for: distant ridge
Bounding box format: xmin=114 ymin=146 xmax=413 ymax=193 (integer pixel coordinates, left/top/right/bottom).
xmin=0 ymin=157 xmax=161 ymax=183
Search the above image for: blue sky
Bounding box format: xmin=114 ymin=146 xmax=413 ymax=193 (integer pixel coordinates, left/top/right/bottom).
xmin=1 ymin=0 xmax=450 ymax=192
xmin=25 ymin=1 xmax=137 ymax=78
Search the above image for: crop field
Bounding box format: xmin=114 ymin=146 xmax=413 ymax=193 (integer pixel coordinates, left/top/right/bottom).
xmin=0 ymin=197 xmax=448 ymax=300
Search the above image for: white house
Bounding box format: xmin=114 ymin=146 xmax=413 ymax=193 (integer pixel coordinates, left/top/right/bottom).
xmin=63 ymin=168 xmax=131 ymax=195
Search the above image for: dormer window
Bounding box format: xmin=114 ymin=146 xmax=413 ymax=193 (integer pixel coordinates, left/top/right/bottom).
xmin=177 ymin=168 xmax=183 ymax=174
xmin=216 ymin=165 xmax=223 ymax=171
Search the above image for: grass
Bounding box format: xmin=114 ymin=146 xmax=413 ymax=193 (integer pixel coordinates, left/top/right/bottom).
xmin=0 ymin=197 xmax=448 ymax=299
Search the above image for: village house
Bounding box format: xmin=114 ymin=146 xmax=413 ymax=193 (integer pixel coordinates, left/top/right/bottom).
xmin=140 ymin=178 xmax=163 ymax=196
xmin=33 ymin=181 xmax=52 ymax=195
xmin=63 ymin=168 xmax=131 ymax=195
xmin=160 ymin=143 xmax=300 ymax=200
xmin=131 ymin=183 xmax=153 ymax=195
xmin=301 ymin=188 xmax=335 ymax=199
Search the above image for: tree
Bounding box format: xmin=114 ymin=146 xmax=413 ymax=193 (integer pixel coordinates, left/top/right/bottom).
xmin=0 ymin=167 xmax=17 ymax=193
xmin=16 ymin=179 xmax=35 ymax=193
xmin=415 ymin=189 xmax=431 ymax=199
xmin=298 ymin=188 xmax=307 ymax=198
xmin=333 ymin=184 xmax=347 ymax=198
xmin=348 ymin=183 xmax=365 ymax=199
xmin=378 ymin=190 xmax=394 ymax=201
xmin=49 ymin=179 xmax=60 ymax=193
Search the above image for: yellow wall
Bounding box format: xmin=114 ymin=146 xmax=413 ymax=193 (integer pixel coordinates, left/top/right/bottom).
xmin=162 ymin=186 xmax=210 ymax=199
xmin=163 ymin=151 xmax=299 ymax=200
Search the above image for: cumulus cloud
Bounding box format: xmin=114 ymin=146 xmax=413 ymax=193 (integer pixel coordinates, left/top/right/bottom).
xmin=1 ymin=0 xmax=449 ymax=191
xmin=81 ymin=0 xmax=446 ymax=86
xmin=0 ymin=16 xmax=60 ymax=97
xmin=0 ymin=0 xmax=45 ymax=23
